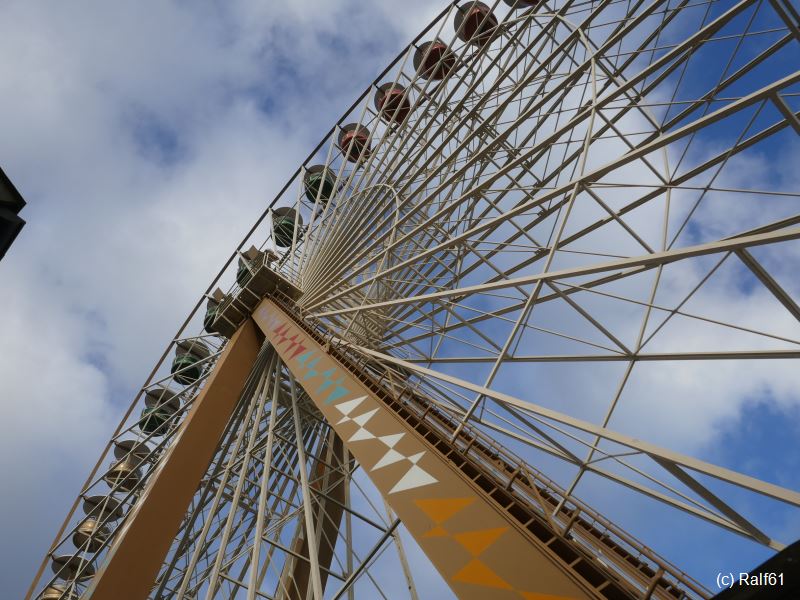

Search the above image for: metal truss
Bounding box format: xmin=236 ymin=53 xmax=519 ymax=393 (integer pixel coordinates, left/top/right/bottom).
xmin=29 ymin=0 xmax=800 ymax=598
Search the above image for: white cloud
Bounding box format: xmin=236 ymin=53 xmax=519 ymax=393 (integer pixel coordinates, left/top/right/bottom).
xmin=0 ymin=0 xmax=437 ymax=595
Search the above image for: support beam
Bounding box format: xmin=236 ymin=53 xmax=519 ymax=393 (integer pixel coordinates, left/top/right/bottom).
xmin=314 ymin=227 xmax=800 ymax=318
xmin=347 ymin=342 xmax=800 ymax=511
xmin=255 ymin=297 xmax=603 ymax=600
xmin=84 ymin=320 xmax=264 ymax=600
xmin=736 ymin=249 xmax=800 ymax=322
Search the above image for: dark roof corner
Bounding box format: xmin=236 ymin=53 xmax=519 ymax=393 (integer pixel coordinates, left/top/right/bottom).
xmin=0 ymin=166 xmax=27 ymax=261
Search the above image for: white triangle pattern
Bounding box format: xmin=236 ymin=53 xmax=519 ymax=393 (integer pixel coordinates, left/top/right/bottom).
xmin=353 ymin=408 xmax=379 ymax=427
xmin=335 ymin=396 xmax=367 ymax=422
xmin=372 ymin=448 xmax=406 ymax=470
xmin=332 ymin=398 xmax=438 ymax=494
xmin=378 ymin=433 xmax=404 ymax=448
xmin=350 ymin=427 xmax=377 ymax=442
xmin=345 ymin=408 xmax=379 ymax=442
xmin=407 ymin=452 xmax=424 ymax=465
xmin=389 ymin=465 xmax=438 ymax=494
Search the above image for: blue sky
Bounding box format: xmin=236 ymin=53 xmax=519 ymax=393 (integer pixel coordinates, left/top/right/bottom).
xmin=1 ymin=0 xmax=798 ymax=598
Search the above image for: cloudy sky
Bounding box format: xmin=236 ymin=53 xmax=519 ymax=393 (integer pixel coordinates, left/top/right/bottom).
xmin=0 ymin=1 xmax=444 ymax=595
xmin=2 ymin=0 xmax=799 ymax=598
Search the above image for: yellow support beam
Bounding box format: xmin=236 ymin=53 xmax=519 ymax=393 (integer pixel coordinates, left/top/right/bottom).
xmin=254 ymin=298 xmax=594 ymax=600
xmin=85 ymin=320 xmax=263 ymax=600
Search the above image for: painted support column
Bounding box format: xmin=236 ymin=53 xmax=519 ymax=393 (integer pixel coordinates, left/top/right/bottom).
xmin=254 ymin=298 xmax=595 ymax=600
xmin=85 ymin=319 xmax=264 ymax=600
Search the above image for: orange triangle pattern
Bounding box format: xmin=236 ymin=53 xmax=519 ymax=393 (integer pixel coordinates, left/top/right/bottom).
xmin=453 ymin=527 xmax=508 ymax=557
xmin=423 ymin=525 xmax=449 ymax=538
xmin=415 ymin=499 xmax=568 ymax=596
xmin=453 ymin=559 xmax=513 ymax=590
xmin=414 ymin=497 xmax=474 ymax=524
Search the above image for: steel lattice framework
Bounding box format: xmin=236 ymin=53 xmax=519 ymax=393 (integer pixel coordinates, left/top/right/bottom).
xmin=29 ymin=0 xmax=800 ymax=599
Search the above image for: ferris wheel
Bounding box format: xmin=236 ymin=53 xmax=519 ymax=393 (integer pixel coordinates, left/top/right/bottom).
xmin=29 ymin=0 xmax=800 ymax=599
